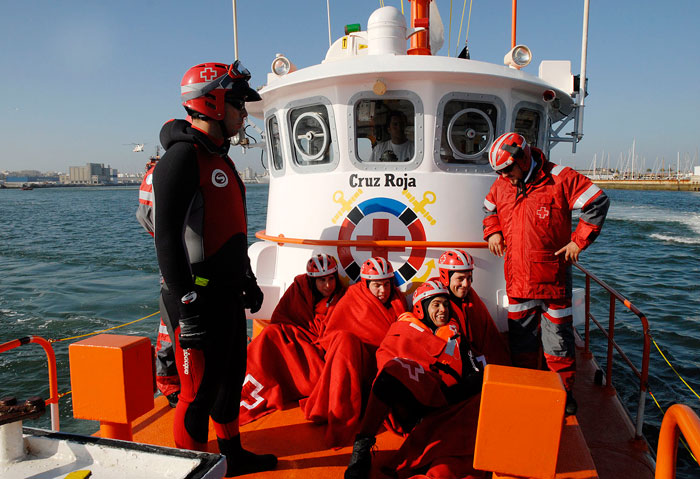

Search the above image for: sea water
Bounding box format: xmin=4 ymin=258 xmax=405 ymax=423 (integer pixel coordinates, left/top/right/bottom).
xmin=1 ymin=185 xmax=698 ymax=477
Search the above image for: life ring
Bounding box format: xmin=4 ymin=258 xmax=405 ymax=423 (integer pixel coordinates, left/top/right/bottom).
xmin=337 ymin=197 xmax=427 ymax=286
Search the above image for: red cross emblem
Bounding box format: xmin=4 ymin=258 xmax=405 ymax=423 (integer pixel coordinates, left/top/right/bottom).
xmin=200 ymin=67 xmax=218 ymax=82
xmin=537 ymin=206 xmax=549 ymax=219
xmin=356 ymin=218 xmax=406 ymax=260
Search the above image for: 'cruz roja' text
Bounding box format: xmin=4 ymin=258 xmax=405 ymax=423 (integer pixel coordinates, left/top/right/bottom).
xmin=349 ymin=173 xmax=416 ymax=190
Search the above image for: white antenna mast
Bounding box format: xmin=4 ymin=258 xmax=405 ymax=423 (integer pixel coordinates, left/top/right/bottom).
xmin=327 ymin=0 xmax=332 ymax=48
xmin=232 ymin=0 xmax=239 ymax=60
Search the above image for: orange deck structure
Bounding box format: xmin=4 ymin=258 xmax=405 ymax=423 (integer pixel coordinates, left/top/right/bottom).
xmin=128 ymin=342 xmax=655 ymax=479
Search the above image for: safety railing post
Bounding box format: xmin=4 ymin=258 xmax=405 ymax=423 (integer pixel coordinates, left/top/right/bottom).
xmin=605 ymin=295 xmax=616 ymax=393
xmin=0 ymin=336 xmax=60 ymax=431
xmin=584 ymin=275 xmax=591 ymax=356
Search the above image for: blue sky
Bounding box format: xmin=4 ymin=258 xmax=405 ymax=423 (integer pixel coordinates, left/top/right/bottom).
xmin=1 ymin=0 xmax=698 ymax=174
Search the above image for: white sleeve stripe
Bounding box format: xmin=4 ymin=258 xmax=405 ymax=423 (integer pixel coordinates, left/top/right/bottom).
xmin=550 ymin=164 xmax=566 ymax=175
xmin=573 ymin=184 xmax=601 ymax=210
xmin=483 ymin=199 xmax=496 ymax=211
xmin=507 ymin=299 xmax=544 ymax=312
xmin=139 ymin=190 xmax=154 ymax=201
xmin=545 ymin=307 xmax=573 ymax=318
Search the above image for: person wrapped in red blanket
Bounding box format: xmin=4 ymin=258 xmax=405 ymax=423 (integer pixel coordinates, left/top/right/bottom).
xmin=301 ymin=257 xmax=406 ymax=447
xmin=240 ymin=253 xmax=344 ymax=425
xmin=345 ymin=273 xmax=509 ymax=479
xmin=437 ymin=249 xmax=511 ymax=367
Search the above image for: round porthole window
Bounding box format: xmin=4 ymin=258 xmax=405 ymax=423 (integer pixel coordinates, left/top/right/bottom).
xmin=446 ymin=108 xmax=494 ymax=160
xmin=292 ymin=112 xmax=329 ymax=162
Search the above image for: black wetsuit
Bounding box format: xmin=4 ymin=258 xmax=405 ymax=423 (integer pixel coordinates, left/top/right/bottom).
xmin=153 ymin=119 xmax=250 ymax=449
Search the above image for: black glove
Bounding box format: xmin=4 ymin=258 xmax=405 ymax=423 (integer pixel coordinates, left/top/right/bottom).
xmin=242 ymin=270 xmax=264 ymax=314
xmin=178 ymin=290 xmax=206 ymax=350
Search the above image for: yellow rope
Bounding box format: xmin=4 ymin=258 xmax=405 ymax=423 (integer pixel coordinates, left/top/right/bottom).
xmin=649 ymin=389 xmax=698 ymax=462
xmin=49 ymin=311 xmax=160 ymax=343
xmin=401 ymin=0 xmax=404 ymax=15
xmin=456 ymin=0 xmax=466 ymax=56
xmin=653 ymin=338 xmax=700 ymax=401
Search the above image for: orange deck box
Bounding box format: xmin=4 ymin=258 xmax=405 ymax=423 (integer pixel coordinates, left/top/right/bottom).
xmin=69 ymin=334 xmax=154 ymax=424
xmin=474 ymin=364 xmax=566 ymax=479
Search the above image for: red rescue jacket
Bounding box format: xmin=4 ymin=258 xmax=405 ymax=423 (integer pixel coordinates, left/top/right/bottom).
xmin=483 ymin=149 xmax=609 ymax=299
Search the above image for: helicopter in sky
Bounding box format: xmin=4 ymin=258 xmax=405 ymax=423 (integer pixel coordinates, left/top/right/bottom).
xmin=124 ymin=143 xmax=146 ymax=152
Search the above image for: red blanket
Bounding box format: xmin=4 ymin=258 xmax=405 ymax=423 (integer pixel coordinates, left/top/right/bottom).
xmin=239 ymin=275 xmax=343 ymax=425
xmin=452 ymin=288 xmax=511 ymax=367
xmin=388 ymin=396 xmax=485 ymax=479
xmin=301 ymin=282 xmax=406 ymax=446
xmin=376 ymin=314 xmax=463 ymax=409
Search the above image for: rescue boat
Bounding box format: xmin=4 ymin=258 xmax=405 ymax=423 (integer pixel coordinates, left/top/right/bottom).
xmin=1 ymin=2 xmax=698 ymax=478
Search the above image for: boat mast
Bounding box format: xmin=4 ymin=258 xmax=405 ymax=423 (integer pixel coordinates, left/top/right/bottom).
xmin=511 ymin=0 xmax=517 ymax=48
xmin=573 ymin=0 xmax=590 ymax=152
xmin=232 ymin=0 xmax=239 ymax=60
xmin=326 ymin=0 xmax=332 ymax=48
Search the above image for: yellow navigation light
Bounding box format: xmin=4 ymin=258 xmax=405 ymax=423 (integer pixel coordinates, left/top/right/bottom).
xmin=271 ymin=54 xmax=296 ymax=76
xmin=504 ymin=45 xmax=532 ymax=69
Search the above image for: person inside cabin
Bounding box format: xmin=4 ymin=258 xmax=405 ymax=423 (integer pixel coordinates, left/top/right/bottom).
xmin=370 ymin=110 xmax=414 ymax=162
xmin=483 ymin=132 xmax=610 ymax=416
xmin=239 ymin=253 xmax=345 ymax=425
xmin=135 ymin=158 xmax=181 ymax=408
xmin=345 ymin=280 xmax=488 ymax=479
xmin=301 ymin=257 xmax=406 ymax=447
xmin=152 ymin=61 xmax=277 ymax=476
xmin=437 ymin=249 xmax=511 ymax=367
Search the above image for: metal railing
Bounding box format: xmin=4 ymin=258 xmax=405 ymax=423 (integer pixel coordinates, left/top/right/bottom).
xmin=575 ymin=262 xmax=651 ymax=440
xmin=0 ymin=336 xmax=60 ymax=431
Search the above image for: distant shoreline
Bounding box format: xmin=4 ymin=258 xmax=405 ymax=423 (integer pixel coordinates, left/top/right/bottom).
xmin=592 ymin=179 xmax=700 ymax=192
xmin=0 ymin=183 xmax=139 ymax=190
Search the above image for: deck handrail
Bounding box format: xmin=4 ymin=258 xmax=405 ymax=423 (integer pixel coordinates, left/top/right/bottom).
xmin=655 ymin=404 xmax=700 ymax=479
xmin=254 ymin=230 xmax=488 ymax=249
xmin=574 ymin=261 xmax=651 ymax=441
xmin=0 ymin=336 xmax=60 ymax=431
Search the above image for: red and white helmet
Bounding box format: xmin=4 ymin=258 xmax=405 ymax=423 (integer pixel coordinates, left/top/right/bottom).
xmin=489 ymin=132 xmax=531 ymax=172
xmin=360 ymin=257 xmax=394 ymax=281
xmin=180 ymin=61 xmax=261 ymax=121
xmin=306 ymin=254 xmax=338 ymax=278
xmin=437 ymin=249 xmax=474 ymax=287
xmin=412 ymin=279 xmax=449 ymax=320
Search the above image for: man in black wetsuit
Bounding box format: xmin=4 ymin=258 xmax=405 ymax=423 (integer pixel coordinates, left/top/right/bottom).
xmin=153 ymin=61 xmax=277 ymax=476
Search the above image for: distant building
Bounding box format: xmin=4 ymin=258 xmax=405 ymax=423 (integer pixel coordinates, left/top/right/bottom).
xmin=61 ymin=163 xmax=117 ymax=185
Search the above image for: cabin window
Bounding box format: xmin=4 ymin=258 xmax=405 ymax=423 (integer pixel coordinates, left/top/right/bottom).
xmin=355 ymin=99 xmax=415 ymax=163
xmin=289 ymin=104 xmax=334 ymax=166
xmin=266 ymin=115 xmax=284 ymax=171
xmin=514 ymin=108 xmax=541 ymax=147
xmin=439 ymin=100 xmax=497 ymax=164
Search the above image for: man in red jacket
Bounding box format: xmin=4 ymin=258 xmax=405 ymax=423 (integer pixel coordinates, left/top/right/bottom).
xmin=482 ymin=132 xmax=609 ymax=415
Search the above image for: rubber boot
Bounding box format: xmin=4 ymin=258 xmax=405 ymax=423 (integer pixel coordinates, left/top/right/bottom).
xmin=565 ymin=390 xmax=578 ymax=416
xmin=217 ymin=436 xmax=277 ymax=477
xmin=344 ymin=434 xmax=376 ymax=479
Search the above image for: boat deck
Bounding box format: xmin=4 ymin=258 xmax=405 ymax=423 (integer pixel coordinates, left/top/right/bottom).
xmin=129 ymin=343 xmax=655 ymax=478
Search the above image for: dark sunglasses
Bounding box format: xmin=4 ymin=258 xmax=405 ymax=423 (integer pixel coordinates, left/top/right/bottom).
xmin=500 ymin=163 xmax=515 ymax=174
xmin=226 ymin=98 xmax=246 ymax=111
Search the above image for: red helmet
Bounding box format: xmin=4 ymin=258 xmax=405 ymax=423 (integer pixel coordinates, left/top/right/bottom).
xmin=306 ymin=253 xmax=338 ymax=278
xmin=489 ymin=132 xmax=531 ymax=172
xmin=412 ymin=279 xmax=449 ymax=320
xmin=360 ymin=257 xmax=394 ymax=281
xmin=180 ymin=61 xmax=261 ymax=121
xmin=437 ymin=249 xmax=474 ymax=287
